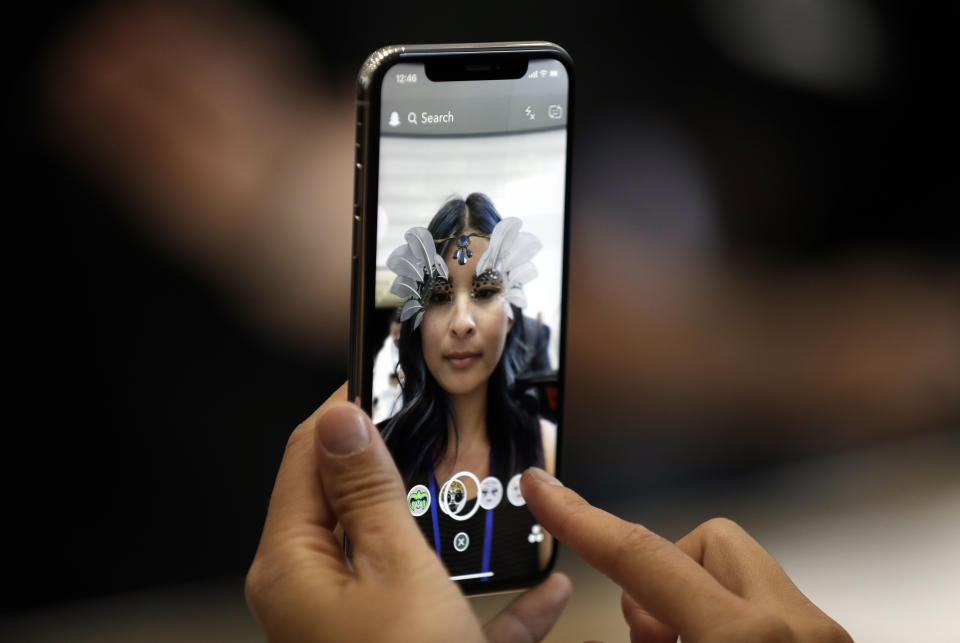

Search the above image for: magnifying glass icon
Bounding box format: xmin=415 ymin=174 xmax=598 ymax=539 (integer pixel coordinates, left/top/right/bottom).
xmin=407 ymin=112 xmax=418 ymax=125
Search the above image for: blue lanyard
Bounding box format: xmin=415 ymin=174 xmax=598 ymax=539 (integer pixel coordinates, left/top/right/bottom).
xmin=429 ymin=448 xmax=495 ymax=582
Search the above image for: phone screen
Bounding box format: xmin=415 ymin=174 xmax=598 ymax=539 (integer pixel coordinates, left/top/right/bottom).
xmin=363 ymin=53 xmax=570 ymax=592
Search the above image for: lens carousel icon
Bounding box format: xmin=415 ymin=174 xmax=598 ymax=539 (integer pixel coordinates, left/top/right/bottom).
xmin=507 ymin=473 xmax=526 ymax=506
xmin=478 ymin=476 xmax=503 ymax=510
xmin=439 ymin=471 xmax=481 ymax=521
xmin=407 ymin=484 xmax=431 ymax=517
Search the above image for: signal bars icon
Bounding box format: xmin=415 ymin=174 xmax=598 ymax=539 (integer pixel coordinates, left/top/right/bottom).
xmin=527 ymin=69 xmax=556 ymax=79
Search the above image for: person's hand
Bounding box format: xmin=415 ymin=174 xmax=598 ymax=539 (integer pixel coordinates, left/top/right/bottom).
xmin=245 ymin=384 xmax=571 ymax=642
xmin=520 ymin=467 xmax=852 ymax=643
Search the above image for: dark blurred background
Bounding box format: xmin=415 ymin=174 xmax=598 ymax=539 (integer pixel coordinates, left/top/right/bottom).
xmin=5 ymin=0 xmax=958 ymax=637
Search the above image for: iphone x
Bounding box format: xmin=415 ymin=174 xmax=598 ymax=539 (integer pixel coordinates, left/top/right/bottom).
xmin=348 ymin=42 xmax=573 ymax=594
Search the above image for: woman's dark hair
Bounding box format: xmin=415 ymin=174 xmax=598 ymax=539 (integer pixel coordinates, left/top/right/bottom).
xmin=382 ymin=192 xmax=543 ymax=481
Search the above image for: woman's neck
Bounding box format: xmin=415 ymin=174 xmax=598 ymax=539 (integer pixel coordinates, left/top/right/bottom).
xmin=448 ymin=384 xmax=488 ymax=448
xmin=436 ymin=384 xmax=489 ymax=477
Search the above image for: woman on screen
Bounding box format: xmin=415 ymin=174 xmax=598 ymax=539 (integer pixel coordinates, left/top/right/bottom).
xmin=382 ymin=192 xmax=555 ymax=585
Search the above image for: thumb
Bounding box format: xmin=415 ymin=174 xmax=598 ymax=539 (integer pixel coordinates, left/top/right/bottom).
xmin=314 ymin=401 xmax=438 ymax=578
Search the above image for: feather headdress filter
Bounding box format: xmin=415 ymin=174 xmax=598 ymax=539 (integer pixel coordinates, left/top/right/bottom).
xmin=474 ymin=217 xmax=542 ymax=320
xmin=387 ymin=227 xmax=449 ymax=328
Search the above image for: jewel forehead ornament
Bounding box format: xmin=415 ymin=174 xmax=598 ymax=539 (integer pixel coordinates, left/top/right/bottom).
xmin=433 ymin=232 xmax=490 ymax=265
xmin=387 ymin=217 xmax=541 ymax=327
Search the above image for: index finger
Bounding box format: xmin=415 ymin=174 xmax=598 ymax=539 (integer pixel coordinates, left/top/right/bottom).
xmin=520 ymin=468 xmax=752 ymax=635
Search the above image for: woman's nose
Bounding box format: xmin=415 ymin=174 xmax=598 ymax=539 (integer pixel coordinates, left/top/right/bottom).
xmin=450 ymin=294 xmax=475 ymax=337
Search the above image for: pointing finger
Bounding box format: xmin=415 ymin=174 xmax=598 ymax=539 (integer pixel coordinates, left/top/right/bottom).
xmin=521 ymin=467 xmax=752 ymax=635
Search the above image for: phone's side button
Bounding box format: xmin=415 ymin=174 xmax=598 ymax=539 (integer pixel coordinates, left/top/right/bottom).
xmin=353 ymin=162 xmax=362 ymax=210
xmin=352 ymin=207 xmax=361 ymax=260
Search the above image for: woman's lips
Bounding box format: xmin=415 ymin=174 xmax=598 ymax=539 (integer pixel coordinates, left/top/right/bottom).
xmin=445 ymin=352 xmax=481 ymax=369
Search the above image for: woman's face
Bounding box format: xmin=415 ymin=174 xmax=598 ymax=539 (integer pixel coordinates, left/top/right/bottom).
xmin=420 ymin=230 xmax=512 ymax=397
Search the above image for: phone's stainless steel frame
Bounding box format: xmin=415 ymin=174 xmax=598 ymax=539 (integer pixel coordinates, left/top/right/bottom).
xmin=348 ymin=42 xmax=574 ymax=596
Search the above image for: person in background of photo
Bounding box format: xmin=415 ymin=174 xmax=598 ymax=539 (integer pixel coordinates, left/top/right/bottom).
xmin=372 ymin=310 xmax=403 ymax=424
xmin=520 ymin=312 xmax=551 ymax=373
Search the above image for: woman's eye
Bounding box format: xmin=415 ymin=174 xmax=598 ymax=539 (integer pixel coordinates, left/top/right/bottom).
xmin=429 ymin=291 xmax=452 ymax=304
xmin=473 ymin=287 xmax=499 ymax=300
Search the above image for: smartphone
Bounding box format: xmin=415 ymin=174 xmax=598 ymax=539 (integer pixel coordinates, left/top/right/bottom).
xmin=348 ymin=42 xmax=572 ymax=595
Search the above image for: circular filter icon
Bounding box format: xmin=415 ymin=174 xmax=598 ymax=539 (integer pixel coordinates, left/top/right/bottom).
xmin=507 ymin=473 xmax=525 ymax=507
xmin=439 ymin=471 xmax=481 ymax=522
xmin=406 ymin=484 xmax=431 ymax=517
xmin=478 ymin=476 xmax=503 ymax=510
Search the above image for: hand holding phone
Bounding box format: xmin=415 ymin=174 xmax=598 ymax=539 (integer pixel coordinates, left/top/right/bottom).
xmin=249 ymin=42 xmax=847 ymax=641
xmin=349 ymin=42 xmax=573 ymax=594
xmin=246 ymin=387 xmax=848 ymax=642
xmin=245 ymin=385 xmax=572 ymax=642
